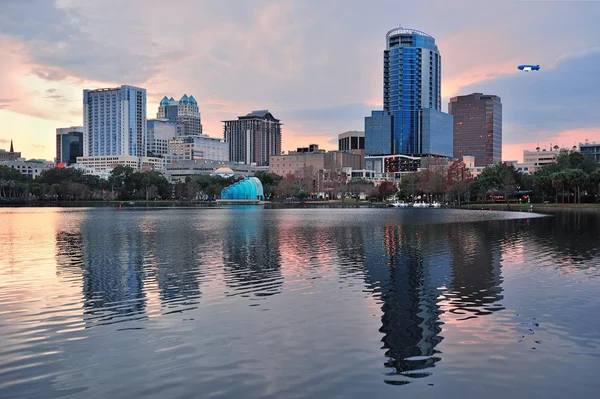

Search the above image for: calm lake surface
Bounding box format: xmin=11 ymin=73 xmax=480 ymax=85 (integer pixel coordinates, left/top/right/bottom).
xmin=1 ymin=207 xmax=599 ymax=398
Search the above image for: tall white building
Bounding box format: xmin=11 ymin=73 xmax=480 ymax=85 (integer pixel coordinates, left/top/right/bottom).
xmin=83 ymin=85 xmax=147 ymax=157
xmin=157 ymin=95 xmax=202 ymax=136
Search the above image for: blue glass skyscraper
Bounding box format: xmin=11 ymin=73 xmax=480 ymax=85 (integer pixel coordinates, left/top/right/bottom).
xmin=83 ymin=85 xmax=147 ymax=157
xmin=365 ymin=27 xmax=452 ymax=157
xmin=56 ymin=126 xmax=84 ymax=165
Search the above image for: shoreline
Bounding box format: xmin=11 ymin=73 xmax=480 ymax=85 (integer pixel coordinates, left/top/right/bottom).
xmin=2 ymin=200 xmax=600 ymax=211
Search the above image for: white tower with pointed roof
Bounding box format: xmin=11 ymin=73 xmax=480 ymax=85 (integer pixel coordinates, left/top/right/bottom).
xmin=157 ymin=94 xmax=202 ymax=136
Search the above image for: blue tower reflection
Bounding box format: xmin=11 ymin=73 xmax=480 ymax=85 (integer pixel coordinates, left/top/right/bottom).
xmin=363 ymin=224 xmax=448 ymax=383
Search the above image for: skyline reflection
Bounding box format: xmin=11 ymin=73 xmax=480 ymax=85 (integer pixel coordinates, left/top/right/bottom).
xmin=35 ymin=207 xmax=600 ymax=392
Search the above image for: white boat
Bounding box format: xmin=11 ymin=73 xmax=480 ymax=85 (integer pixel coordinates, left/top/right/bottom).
xmin=392 ymin=202 xmax=408 ymax=208
xmin=413 ymin=201 xmax=430 ymax=208
xmin=431 ymin=202 xmax=441 ymax=208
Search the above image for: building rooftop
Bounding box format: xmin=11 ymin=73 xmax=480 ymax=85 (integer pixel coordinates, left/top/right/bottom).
xmin=160 ymin=94 xmax=198 ymax=107
xmin=224 ymin=110 xmax=281 ymax=123
xmin=214 ymin=166 xmax=234 ymax=174
xmin=386 ymin=26 xmax=434 ymax=40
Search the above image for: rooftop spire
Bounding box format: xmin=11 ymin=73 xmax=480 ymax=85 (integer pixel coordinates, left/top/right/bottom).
xmin=9 ymin=139 xmax=13 ymax=153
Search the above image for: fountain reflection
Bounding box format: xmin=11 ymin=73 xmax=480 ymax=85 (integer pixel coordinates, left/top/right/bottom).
xmin=222 ymin=207 xmax=283 ymax=300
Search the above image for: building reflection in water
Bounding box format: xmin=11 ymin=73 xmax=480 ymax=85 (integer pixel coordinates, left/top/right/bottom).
xmin=51 ymin=208 xmax=515 ymax=385
xmin=444 ymin=222 xmax=505 ymax=320
xmin=221 ymin=207 xmax=283 ymax=300
xmin=362 ymin=224 xmax=448 ymax=384
xmin=140 ymin=215 xmax=203 ymax=314
xmin=358 ymin=220 xmax=507 ymax=385
xmin=78 ymin=215 xmax=148 ymax=327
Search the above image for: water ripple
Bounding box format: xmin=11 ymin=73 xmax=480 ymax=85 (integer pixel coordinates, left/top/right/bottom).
xmin=0 ymin=208 xmax=599 ymax=398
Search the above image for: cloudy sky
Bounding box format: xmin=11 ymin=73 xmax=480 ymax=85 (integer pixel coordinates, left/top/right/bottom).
xmin=1 ymin=0 xmax=599 ymax=162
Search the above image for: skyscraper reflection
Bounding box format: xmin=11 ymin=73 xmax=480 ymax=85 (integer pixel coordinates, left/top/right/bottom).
xmin=362 ymin=224 xmax=449 ymax=383
xmin=78 ymin=214 xmax=147 ymax=327
xmin=445 ymin=222 xmax=504 ymax=319
xmin=140 ymin=215 xmax=203 ymax=314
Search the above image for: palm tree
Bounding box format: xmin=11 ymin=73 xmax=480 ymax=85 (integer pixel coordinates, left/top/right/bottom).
xmin=0 ymin=179 xmax=6 ymax=198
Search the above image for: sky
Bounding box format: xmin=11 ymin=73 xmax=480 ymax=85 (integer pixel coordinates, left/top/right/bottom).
xmin=0 ymin=0 xmax=599 ymax=163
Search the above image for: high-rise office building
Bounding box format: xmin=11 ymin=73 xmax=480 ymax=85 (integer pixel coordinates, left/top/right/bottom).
xmin=223 ymin=110 xmax=282 ymax=166
xmin=56 ymin=126 xmax=84 ymax=165
xmin=449 ymin=93 xmax=502 ymax=166
xmin=83 ymin=85 xmax=147 ymax=157
xmin=147 ymin=119 xmax=183 ymax=157
xmin=158 ymin=95 xmax=202 ymax=136
xmin=365 ymin=26 xmax=453 ymax=158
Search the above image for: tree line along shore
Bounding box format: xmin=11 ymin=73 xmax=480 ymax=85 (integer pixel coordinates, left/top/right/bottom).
xmin=1 ymin=150 xmax=599 ymax=206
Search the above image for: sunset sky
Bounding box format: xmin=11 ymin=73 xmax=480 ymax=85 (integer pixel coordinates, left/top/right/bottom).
xmin=1 ymin=0 xmax=599 ymax=162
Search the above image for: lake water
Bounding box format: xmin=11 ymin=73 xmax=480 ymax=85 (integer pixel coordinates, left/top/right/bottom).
xmin=1 ymin=207 xmax=599 ymax=398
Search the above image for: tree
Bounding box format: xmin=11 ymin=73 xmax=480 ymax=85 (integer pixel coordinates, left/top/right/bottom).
xmin=377 ymin=181 xmax=396 ymax=201
xmin=446 ymin=161 xmax=473 ymax=206
xmin=533 ymin=171 xmax=553 ymax=203
xmin=550 ymin=171 xmax=568 ymax=203
xmin=567 ymin=169 xmax=586 ymax=204
xmin=142 ymin=176 xmax=151 ymax=201
xmin=397 ymin=173 xmax=420 ymax=201
xmin=254 ymin=171 xmax=282 ymax=199
xmin=109 ymin=166 xmax=135 ymax=199
xmin=417 ymin=167 xmax=446 ymax=202
xmin=296 ymin=190 xmax=309 ymax=201
xmin=275 ymin=174 xmax=297 ymax=198
xmin=347 ymin=179 xmax=374 ymax=201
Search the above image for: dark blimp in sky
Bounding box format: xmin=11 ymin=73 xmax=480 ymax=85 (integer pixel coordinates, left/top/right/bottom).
xmin=518 ymin=64 xmax=540 ymax=71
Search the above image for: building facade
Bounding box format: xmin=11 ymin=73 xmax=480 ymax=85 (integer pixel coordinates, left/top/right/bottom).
xmin=83 ymin=85 xmax=147 ymax=157
xmin=364 ymin=154 xmax=449 ymax=183
xmin=147 ymin=119 xmax=182 ymax=157
xmin=338 ymin=131 xmax=365 ymax=155
xmin=579 ymin=142 xmax=600 ymax=163
xmin=269 ymin=150 xmax=362 ymax=177
xmin=165 ymin=159 xmax=268 ymax=183
xmin=449 ymin=93 xmax=502 ymax=167
xmin=365 ymin=26 xmax=453 ymax=158
xmin=223 ymin=110 xmax=282 ymax=166
xmin=157 ymin=95 xmax=202 ymax=136
xmin=0 ymin=159 xmax=54 ymax=179
xmin=167 ymin=135 xmax=228 ymax=162
xmin=523 ymin=147 xmax=562 ymax=166
xmin=75 ymin=155 xmax=166 ymax=173
xmin=56 ymin=126 xmax=84 ymax=165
